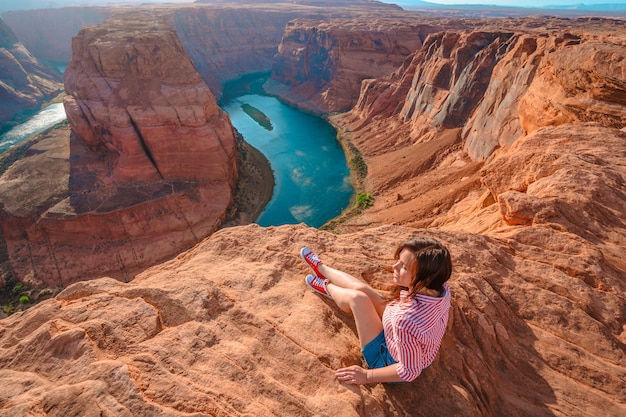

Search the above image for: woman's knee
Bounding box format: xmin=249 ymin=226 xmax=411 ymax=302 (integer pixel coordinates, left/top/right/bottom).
xmin=344 ymin=279 xmax=371 ymax=293
xmin=348 ymin=290 xmax=374 ymax=310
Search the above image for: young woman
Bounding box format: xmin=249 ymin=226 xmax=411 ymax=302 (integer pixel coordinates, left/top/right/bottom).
xmin=301 ymin=238 xmax=452 ymax=384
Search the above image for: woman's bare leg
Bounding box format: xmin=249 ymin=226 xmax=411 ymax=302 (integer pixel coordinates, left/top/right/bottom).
xmin=326 ymin=283 xmax=384 ymax=347
xmin=301 ymin=249 xmax=386 ymax=347
xmin=318 ymin=264 xmax=386 ymax=319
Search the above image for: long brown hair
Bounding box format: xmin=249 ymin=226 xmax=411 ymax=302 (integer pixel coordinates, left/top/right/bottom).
xmin=388 ymin=237 xmax=452 ymax=301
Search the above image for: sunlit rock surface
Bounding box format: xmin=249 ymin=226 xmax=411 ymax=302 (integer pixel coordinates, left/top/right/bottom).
xmin=333 ymin=17 xmax=626 ymax=232
xmin=0 ymin=204 xmax=624 ymax=415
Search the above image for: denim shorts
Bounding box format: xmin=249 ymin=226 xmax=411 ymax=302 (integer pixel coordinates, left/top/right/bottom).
xmin=362 ymin=331 xmax=397 ymax=369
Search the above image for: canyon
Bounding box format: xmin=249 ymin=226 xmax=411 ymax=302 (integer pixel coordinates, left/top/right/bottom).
xmin=0 ymin=2 xmax=624 ymax=416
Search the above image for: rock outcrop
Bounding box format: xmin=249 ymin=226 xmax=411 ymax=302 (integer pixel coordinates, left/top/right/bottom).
xmin=165 ymin=2 xmax=404 ymax=99
xmin=0 ymin=16 xmax=238 ymax=287
xmin=0 ymin=18 xmax=62 ymax=130
xmin=164 ymin=6 xmax=321 ymax=98
xmin=63 ymin=17 xmax=238 ymax=185
xmin=2 ymin=2 xmax=402 ymax=102
xmin=340 ymin=17 xmax=625 ymax=161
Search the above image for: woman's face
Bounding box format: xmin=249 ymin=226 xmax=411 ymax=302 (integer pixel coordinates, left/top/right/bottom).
xmin=393 ymin=248 xmax=417 ymax=289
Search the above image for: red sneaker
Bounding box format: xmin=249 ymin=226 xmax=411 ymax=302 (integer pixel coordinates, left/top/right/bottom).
xmin=300 ymin=247 xmax=325 ymax=278
xmin=305 ymin=275 xmax=333 ymax=299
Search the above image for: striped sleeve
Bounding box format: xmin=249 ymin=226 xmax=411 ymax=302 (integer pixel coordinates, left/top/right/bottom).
xmin=394 ymin=320 xmax=426 ymax=381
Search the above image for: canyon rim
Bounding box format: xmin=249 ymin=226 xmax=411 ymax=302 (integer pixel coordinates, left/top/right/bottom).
xmin=0 ymin=2 xmax=625 ymax=417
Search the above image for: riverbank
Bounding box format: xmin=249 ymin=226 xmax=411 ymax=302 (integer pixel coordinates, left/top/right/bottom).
xmin=0 ymin=101 xmax=67 ymax=154
xmin=220 ymin=132 xmax=275 ymax=228
xmin=0 ymin=92 xmax=66 ymax=135
xmin=319 ymin=128 xmax=368 ymax=232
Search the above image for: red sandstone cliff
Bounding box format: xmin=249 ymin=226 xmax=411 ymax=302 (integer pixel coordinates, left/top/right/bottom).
xmin=333 ymin=18 xmax=625 ymax=216
xmin=267 ymin=17 xmax=470 ymax=113
xmin=0 ymin=184 xmax=624 ymax=415
xmin=0 ymin=16 xmax=238 ymax=287
xmin=63 ymin=17 xmax=238 ymax=185
xmin=332 ymin=18 xmax=626 ymax=239
xmin=2 ymin=3 xmax=402 ymax=102
xmin=164 ymin=6 xmax=312 ymax=97
xmin=164 ymin=3 xmax=404 ymax=98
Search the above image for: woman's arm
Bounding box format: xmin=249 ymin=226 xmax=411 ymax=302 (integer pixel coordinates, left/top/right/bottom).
xmin=335 ymin=364 xmax=405 ymax=385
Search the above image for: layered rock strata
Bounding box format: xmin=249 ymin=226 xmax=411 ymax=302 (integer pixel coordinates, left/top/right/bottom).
xmin=165 ymin=3 xmax=403 ymax=99
xmin=166 ymin=6 xmax=310 ymax=97
xmin=3 ymin=3 xmax=403 ymax=103
xmin=268 ymin=17 xmax=468 ymax=113
xmin=332 ymin=18 xmax=626 ymax=233
xmin=0 ymin=18 xmax=63 ymax=130
xmin=340 ymin=17 xmax=626 ymax=161
xmin=0 ymin=160 xmax=624 ymax=416
xmin=0 ymin=16 xmax=238 ymax=286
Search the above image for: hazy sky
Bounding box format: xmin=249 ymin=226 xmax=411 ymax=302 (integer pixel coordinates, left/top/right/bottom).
xmin=384 ymin=0 xmax=619 ymax=7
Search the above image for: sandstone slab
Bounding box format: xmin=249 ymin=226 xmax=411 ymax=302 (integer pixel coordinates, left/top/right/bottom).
xmin=0 ymin=217 xmax=623 ymax=416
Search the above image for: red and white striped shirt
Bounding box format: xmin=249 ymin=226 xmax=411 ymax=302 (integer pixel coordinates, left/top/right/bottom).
xmin=382 ymin=283 xmax=451 ymax=382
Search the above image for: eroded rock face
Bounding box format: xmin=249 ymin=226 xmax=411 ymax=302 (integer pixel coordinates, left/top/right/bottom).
xmin=0 ymin=18 xmax=63 ymax=128
xmin=64 ymin=17 xmax=237 ymax=185
xmin=518 ymin=40 xmax=626 ymax=133
xmin=0 ymin=16 xmax=238 ymax=286
xmin=268 ymin=17 xmax=465 ymax=113
xmin=166 ymin=7 xmax=312 ymax=98
xmin=340 ymin=18 xmax=625 ymax=162
xmin=2 ymin=4 xmax=403 ymax=104
xmin=166 ymin=3 xmax=405 ymax=100
xmin=1 ymin=11 xmax=625 ymax=417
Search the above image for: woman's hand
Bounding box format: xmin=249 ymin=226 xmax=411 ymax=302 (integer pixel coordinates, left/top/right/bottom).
xmin=335 ymin=365 xmax=370 ymax=385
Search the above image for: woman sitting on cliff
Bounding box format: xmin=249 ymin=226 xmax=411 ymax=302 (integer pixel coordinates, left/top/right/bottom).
xmin=300 ymin=238 xmax=452 ymax=384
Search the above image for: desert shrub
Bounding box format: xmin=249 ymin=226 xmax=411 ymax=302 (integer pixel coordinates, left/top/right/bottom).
xmin=356 ymin=192 xmax=374 ymax=209
xmin=350 ymin=154 xmax=368 ymax=179
xmin=19 ymin=295 xmax=29 ymax=304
